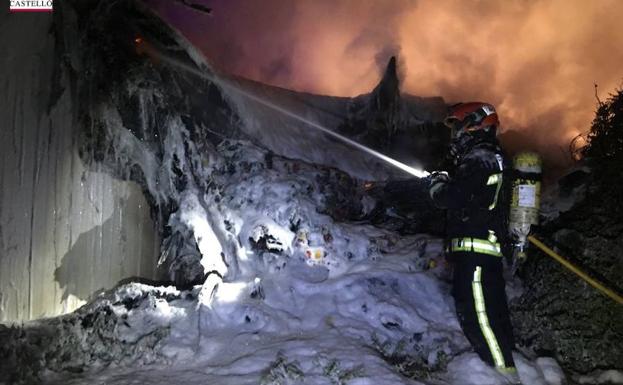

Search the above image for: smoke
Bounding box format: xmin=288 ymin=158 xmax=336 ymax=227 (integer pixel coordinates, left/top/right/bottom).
xmin=149 ymin=0 xmax=623 ymax=173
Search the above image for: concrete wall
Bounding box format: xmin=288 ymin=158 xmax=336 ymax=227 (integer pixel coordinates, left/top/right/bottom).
xmin=0 ymin=11 xmax=160 ymax=322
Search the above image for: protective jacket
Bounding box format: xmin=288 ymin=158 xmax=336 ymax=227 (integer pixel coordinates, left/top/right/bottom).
xmin=430 ymin=135 xmax=507 ymax=264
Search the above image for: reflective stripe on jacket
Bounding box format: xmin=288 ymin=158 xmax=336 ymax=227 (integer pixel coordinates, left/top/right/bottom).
xmin=430 ymin=139 xmax=507 ymax=243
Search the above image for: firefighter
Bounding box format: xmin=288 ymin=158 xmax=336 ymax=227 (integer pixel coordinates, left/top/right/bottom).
xmin=429 ymin=102 xmax=522 ymax=384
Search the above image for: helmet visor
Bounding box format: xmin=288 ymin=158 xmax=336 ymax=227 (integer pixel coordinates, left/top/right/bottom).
xmin=465 ymin=105 xmax=496 ymax=130
xmin=445 ymin=104 xmax=497 ymax=137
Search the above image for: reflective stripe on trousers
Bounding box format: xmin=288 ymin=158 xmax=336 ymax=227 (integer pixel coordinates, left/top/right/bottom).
xmin=449 ymin=238 xmax=502 ymax=257
xmin=472 ymin=266 xmax=507 ymax=368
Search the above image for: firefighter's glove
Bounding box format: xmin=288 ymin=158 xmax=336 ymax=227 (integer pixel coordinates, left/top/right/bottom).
xmin=428 ymin=171 xmax=449 ymax=188
xmin=428 ymin=171 xmax=449 ymax=201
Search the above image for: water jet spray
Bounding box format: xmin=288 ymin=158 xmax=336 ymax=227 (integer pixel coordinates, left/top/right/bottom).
xmin=136 ymin=38 xmax=430 ymax=178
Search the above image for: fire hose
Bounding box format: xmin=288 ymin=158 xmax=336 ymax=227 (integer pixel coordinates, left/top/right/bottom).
xmin=527 ymin=235 xmax=623 ymax=305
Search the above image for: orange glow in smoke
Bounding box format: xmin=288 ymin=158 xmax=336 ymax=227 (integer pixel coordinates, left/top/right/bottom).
xmin=150 ymin=0 xmax=623 ymax=172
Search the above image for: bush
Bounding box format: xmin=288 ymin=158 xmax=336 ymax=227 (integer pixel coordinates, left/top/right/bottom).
xmin=581 ymin=88 xmax=623 ymax=209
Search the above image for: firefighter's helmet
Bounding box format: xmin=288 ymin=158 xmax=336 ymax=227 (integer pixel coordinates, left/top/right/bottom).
xmin=444 ymin=102 xmax=499 ymax=135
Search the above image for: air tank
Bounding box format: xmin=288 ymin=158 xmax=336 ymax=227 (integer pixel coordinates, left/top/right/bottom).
xmin=509 ymin=152 xmax=542 ymax=259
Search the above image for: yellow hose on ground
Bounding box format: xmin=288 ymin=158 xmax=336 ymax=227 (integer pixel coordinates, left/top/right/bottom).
xmin=528 ymin=235 xmax=623 ymax=305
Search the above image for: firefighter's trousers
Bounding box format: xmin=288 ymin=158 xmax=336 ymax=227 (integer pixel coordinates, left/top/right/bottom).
xmin=452 ymin=255 xmax=516 ymax=369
